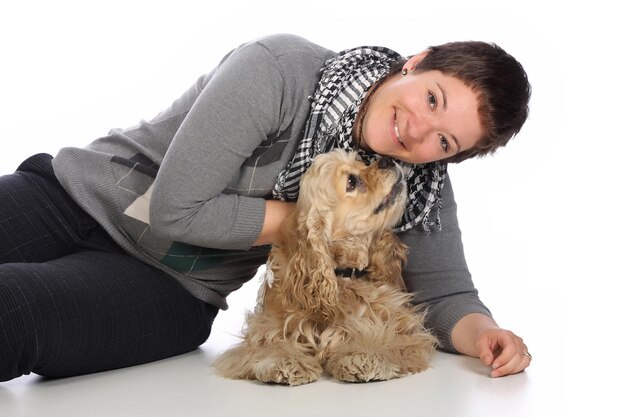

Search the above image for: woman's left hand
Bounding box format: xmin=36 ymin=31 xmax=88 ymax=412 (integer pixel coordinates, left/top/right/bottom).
xmin=475 ymin=327 xmax=532 ymax=378
xmin=451 ymin=313 xmax=531 ymax=378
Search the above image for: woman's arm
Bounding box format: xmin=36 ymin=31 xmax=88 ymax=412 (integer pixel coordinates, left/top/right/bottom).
xmin=146 ymin=35 xmax=329 ymax=251
xmin=400 ymin=173 xmax=530 ymax=377
xmin=148 ymin=40 xmax=283 ymax=250
xmin=400 ymin=174 xmax=491 ymax=350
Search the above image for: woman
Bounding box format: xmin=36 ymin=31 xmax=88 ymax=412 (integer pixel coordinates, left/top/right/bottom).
xmin=0 ymin=33 xmax=531 ymax=382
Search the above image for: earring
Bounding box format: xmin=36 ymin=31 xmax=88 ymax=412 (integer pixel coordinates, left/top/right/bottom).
xmin=401 ymin=68 xmax=408 ymax=76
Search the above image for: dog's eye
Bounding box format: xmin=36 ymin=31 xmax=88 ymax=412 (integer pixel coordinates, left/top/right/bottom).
xmin=346 ymin=174 xmax=358 ymax=192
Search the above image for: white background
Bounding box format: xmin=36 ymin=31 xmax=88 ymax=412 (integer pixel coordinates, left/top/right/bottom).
xmin=1 ymin=0 xmax=624 ymax=415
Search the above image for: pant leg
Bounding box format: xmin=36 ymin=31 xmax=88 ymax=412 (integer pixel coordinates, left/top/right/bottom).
xmin=0 ymin=153 xmax=116 ymax=263
xmin=0 ymin=249 xmax=217 ymax=382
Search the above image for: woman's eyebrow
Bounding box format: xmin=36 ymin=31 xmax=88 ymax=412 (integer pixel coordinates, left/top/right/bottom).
xmin=450 ymin=134 xmax=461 ymax=153
xmin=436 ymin=82 xmax=447 ymax=110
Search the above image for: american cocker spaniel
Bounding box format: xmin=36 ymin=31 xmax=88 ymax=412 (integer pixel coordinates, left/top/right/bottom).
xmin=214 ymin=149 xmax=437 ymax=385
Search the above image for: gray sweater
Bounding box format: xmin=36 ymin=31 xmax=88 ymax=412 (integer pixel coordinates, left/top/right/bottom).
xmin=52 ymin=34 xmax=490 ymax=351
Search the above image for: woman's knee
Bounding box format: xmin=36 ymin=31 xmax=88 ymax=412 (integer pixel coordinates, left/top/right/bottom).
xmin=0 ymin=253 xmax=219 ymax=381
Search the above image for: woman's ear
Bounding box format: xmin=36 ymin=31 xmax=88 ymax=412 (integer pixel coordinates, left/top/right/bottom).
xmin=404 ymin=50 xmax=430 ymax=73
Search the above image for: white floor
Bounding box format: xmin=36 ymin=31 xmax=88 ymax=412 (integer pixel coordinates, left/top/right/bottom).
xmin=0 ymin=273 xmax=586 ymax=417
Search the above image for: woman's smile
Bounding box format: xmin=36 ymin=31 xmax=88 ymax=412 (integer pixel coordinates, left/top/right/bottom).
xmin=391 ymin=109 xmax=406 ymax=149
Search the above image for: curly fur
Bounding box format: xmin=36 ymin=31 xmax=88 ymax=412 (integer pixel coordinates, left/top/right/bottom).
xmin=213 ymin=149 xmax=437 ymax=385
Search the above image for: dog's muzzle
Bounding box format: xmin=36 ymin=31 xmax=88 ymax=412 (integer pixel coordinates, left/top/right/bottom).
xmin=373 ymin=159 xmax=405 ymax=215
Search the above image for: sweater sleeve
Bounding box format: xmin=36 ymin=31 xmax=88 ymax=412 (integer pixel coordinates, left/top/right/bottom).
xmin=148 ymin=39 xmax=285 ymax=250
xmin=399 ymin=173 xmax=492 ymax=352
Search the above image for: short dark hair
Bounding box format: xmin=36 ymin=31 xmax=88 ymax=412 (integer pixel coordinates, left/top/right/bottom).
xmin=399 ymin=41 xmax=531 ymax=163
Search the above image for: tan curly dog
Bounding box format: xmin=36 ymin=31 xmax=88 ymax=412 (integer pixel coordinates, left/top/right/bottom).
xmin=214 ymin=149 xmax=437 ymax=385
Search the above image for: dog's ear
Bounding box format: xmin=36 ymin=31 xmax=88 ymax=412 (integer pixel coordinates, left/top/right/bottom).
xmin=368 ymin=231 xmax=408 ymax=290
xmin=279 ymin=207 xmax=338 ymax=319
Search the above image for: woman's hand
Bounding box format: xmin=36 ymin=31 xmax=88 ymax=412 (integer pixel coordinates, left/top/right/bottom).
xmin=253 ymin=200 xmax=296 ymax=246
xmin=451 ymin=313 xmax=531 ymax=378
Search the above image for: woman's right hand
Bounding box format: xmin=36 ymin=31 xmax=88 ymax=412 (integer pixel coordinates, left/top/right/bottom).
xmin=253 ymin=200 xmax=296 ymax=246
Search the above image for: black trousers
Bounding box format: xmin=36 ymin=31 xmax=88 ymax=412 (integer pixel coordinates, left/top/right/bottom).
xmin=0 ymin=154 xmax=217 ymax=382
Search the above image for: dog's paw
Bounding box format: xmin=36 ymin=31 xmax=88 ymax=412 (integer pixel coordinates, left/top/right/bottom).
xmin=325 ymin=351 xmax=402 ymax=382
xmin=398 ymin=343 xmax=433 ymax=374
xmin=255 ymin=356 xmax=322 ymax=386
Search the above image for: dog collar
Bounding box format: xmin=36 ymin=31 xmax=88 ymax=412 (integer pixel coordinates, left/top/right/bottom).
xmin=334 ymin=267 xmax=368 ymax=279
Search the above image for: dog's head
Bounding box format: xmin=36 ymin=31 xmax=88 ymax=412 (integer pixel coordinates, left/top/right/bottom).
xmin=297 ymin=149 xmax=407 ymax=240
xmin=268 ymin=149 xmax=408 ymax=319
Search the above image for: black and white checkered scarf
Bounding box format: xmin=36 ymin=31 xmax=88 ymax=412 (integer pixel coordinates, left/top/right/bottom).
xmin=272 ymin=46 xmax=447 ymax=232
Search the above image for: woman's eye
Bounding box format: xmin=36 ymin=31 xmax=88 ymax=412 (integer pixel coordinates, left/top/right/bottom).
xmin=428 ymin=92 xmax=437 ymax=109
xmin=439 ymin=135 xmax=449 ymax=152
xmin=346 ymin=174 xmax=358 ymax=192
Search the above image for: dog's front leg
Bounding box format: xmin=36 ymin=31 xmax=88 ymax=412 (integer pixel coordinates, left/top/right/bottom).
xmin=251 ymin=340 xmax=322 ymax=386
xmin=320 ymin=299 xmax=436 ymax=382
xmin=321 ymin=320 xmax=404 ymax=383
xmin=214 ymin=312 xmax=322 ymax=386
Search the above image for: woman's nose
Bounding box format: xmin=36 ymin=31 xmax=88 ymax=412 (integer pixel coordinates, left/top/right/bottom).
xmin=406 ymin=114 xmax=432 ymax=144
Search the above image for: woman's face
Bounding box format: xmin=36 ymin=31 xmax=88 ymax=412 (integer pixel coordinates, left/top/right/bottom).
xmin=358 ymin=68 xmax=484 ymax=164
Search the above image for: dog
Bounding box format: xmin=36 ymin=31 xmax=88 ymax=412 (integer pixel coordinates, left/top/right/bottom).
xmin=213 ymin=149 xmax=437 ymax=385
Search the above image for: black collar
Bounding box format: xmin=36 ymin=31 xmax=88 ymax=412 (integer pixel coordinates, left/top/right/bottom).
xmin=334 ymin=267 xmax=368 ymax=279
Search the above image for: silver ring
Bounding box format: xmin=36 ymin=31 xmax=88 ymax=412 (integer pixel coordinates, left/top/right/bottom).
xmin=523 ymin=352 xmax=532 ymax=360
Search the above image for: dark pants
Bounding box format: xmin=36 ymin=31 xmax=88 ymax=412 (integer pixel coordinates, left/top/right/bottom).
xmin=0 ymin=154 xmax=217 ymax=382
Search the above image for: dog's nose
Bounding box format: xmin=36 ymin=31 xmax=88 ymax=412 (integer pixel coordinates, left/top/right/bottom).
xmin=378 ymin=157 xmax=392 ymax=169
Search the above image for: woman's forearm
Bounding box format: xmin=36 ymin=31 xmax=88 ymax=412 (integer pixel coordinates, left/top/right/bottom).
xmin=450 ymin=313 xmax=499 ymax=357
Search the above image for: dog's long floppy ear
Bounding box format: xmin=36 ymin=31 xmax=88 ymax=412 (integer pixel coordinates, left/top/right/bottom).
xmin=278 ymin=152 xmax=345 ymax=319
xmin=278 ymin=156 xmax=341 ymax=319
xmin=368 ymin=230 xmax=409 ymax=290
xmin=280 ymin=206 xmax=338 ymax=319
